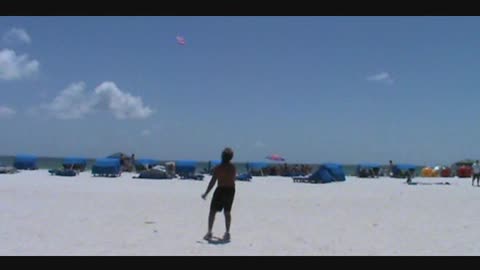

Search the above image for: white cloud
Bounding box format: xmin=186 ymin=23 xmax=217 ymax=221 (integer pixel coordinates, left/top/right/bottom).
xmin=0 ymin=49 xmax=39 ymax=80
xmin=93 ymin=81 xmax=153 ymax=119
xmin=254 ymin=141 xmax=266 ymax=148
xmin=43 ymin=82 xmax=95 ymax=119
xmin=0 ymin=105 xmax=16 ymax=118
xmin=42 ymin=81 xmax=153 ymax=120
xmin=141 ymin=129 xmax=151 ymax=136
xmin=367 ymin=72 xmax=394 ymax=84
xmin=3 ymin=28 xmax=31 ymax=44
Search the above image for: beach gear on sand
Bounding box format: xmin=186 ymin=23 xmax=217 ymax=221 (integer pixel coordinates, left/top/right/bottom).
xmin=92 ymin=158 xmax=121 ymax=177
xmin=293 ymin=163 xmax=345 ymax=183
xmin=13 ymin=155 xmax=38 ymax=170
xmin=49 ymin=169 xmax=77 ymax=177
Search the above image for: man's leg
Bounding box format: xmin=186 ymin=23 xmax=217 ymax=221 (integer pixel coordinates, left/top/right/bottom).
xmin=223 ymin=189 xmax=235 ymax=240
xmin=204 ymin=209 xmax=216 ymax=240
xmin=473 ymin=175 xmax=475 ymax=186
xmin=208 ymin=210 xmax=216 ymax=233
xmin=224 ymin=211 xmax=231 ymax=233
xmin=223 ymin=211 xmax=231 ymax=241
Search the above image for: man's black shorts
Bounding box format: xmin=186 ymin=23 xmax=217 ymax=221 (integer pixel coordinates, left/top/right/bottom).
xmin=210 ymin=187 xmax=235 ymax=212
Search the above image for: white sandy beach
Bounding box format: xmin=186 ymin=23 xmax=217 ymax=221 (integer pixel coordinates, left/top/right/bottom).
xmin=0 ymin=170 xmax=479 ymax=256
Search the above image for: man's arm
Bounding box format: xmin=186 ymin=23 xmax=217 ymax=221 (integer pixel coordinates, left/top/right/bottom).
xmin=202 ymin=174 xmax=217 ymax=199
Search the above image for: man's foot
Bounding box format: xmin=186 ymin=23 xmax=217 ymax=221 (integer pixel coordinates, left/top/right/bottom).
xmin=203 ymin=232 xmax=212 ymax=241
xmin=223 ymin=232 xmax=230 ymax=241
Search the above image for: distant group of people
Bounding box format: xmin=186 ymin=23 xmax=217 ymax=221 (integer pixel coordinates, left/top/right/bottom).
xmin=119 ymin=153 xmax=136 ymax=172
xmin=248 ymin=164 xmax=313 ymax=177
xmin=357 ymin=160 xmax=415 ymax=181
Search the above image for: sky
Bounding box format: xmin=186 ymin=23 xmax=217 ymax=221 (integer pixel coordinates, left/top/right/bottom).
xmin=0 ymin=16 xmax=479 ymax=165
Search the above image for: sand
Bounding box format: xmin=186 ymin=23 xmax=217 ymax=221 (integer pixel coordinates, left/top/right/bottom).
xmin=0 ymin=170 xmax=478 ymax=255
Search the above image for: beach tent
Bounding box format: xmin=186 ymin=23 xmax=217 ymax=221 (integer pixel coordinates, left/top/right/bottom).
xmin=452 ymin=159 xmax=474 ymax=177
xmin=13 ymin=155 xmax=38 ymax=170
xmin=391 ymin=164 xmax=417 ymax=178
xmin=175 ymin=160 xmax=197 ymax=174
xmin=308 ymin=166 xmax=335 ymax=183
xmin=134 ymin=159 xmax=161 ymax=172
xmin=92 ymin=158 xmax=121 ymax=177
xmin=457 ymin=165 xmax=472 ymax=178
xmin=421 ymin=167 xmax=434 ymax=177
xmin=175 ymin=160 xmax=203 ymax=180
xmin=246 ymin=162 xmax=269 ymax=176
xmin=295 ymin=163 xmax=346 ymax=183
xmin=62 ymin=157 xmax=87 ymax=171
xmin=323 ymin=163 xmax=346 ymax=182
xmin=356 ymin=163 xmax=381 ymax=178
xmin=440 ymin=166 xmax=452 ymax=177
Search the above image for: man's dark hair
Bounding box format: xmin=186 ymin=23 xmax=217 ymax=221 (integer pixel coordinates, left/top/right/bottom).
xmin=221 ymin=148 xmax=234 ymax=164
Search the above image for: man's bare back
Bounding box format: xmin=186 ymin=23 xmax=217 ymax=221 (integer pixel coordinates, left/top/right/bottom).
xmin=214 ymin=163 xmax=236 ymax=188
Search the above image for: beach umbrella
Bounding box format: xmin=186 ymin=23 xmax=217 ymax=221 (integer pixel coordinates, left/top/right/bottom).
xmin=265 ymin=154 xmax=286 ymax=162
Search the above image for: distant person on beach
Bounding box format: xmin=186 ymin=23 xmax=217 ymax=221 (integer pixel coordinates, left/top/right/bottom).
xmin=131 ymin=154 xmax=135 ymax=167
xmin=472 ymin=160 xmax=480 ymax=186
xmin=405 ymin=170 xmax=412 ymax=184
xmin=388 ymin=160 xmax=394 ymax=176
xmin=119 ymin=153 xmax=125 ymax=171
xmin=201 ymin=147 xmax=236 ymax=241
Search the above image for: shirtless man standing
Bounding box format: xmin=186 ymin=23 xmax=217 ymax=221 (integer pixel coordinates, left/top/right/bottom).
xmin=201 ymin=148 xmax=236 ymax=241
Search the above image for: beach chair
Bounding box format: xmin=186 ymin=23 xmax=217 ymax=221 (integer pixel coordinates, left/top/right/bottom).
xmin=0 ymin=163 xmax=18 ymax=174
xmin=49 ymin=169 xmax=77 ymax=177
xmin=133 ymin=169 xmax=173 ymax=180
xmin=236 ymin=173 xmax=252 ymax=181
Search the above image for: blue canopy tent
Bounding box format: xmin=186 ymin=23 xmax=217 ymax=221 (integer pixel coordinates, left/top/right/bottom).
xmin=323 ymin=163 xmax=346 ymax=182
xmin=293 ymin=163 xmax=346 ymax=184
xmin=356 ymin=163 xmax=381 ymax=178
xmin=92 ymin=158 xmax=121 ymax=177
xmin=246 ymin=162 xmax=269 ymax=176
xmin=175 ymin=160 xmax=203 ymax=180
xmin=62 ymin=157 xmax=87 ymax=171
xmin=13 ymin=155 xmax=38 ymax=170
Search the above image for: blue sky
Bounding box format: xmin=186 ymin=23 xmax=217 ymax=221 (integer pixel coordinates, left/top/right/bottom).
xmin=0 ymin=16 xmax=479 ymax=165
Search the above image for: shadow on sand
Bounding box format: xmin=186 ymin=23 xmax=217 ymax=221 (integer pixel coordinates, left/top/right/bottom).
xmin=196 ymin=237 xmax=230 ymax=245
xmin=406 ymin=182 xmax=451 ymax=186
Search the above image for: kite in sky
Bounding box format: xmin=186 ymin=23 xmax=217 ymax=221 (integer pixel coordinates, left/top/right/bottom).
xmin=176 ymin=35 xmax=186 ymax=45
